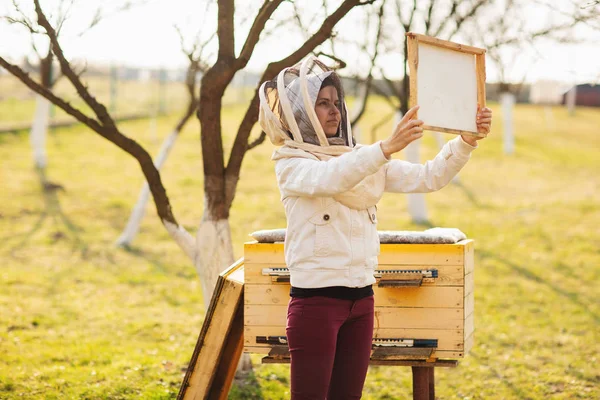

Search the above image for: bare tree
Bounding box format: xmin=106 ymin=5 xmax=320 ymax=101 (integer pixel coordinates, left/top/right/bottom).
xmin=3 ymin=0 xmax=141 ymax=176
xmin=347 ymin=0 xmax=597 ymax=221
xmin=115 ymin=26 xmax=213 ymax=248
xmin=5 ymin=0 xmax=68 ymax=174
xmin=349 ymin=0 xmax=386 ymax=135
xmin=465 ymin=0 xmax=600 ymax=153
xmin=1 ymin=0 xmax=377 ymax=306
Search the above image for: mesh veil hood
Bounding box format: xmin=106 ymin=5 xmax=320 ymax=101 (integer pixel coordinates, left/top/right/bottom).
xmin=259 ymin=56 xmax=354 ymax=155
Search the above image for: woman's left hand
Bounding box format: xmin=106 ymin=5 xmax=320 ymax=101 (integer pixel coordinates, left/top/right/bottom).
xmin=461 ymin=105 xmax=492 ymax=146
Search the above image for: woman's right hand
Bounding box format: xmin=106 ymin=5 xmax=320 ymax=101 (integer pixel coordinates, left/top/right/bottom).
xmin=380 ymin=105 xmax=423 ymax=159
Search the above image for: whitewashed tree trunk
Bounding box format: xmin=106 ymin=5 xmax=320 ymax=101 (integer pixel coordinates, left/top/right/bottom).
xmin=566 ymin=86 xmax=576 ymax=116
xmin=116 ymin=130 xmax=180 ymax=247
xmin=30 ymin=94 xmax=51 ymax=169
xmin=164 ymin=214 xmax=252 ymax=375
xmin=501 ymin=92 xmax=515 ymax=155
xmin=194 ymin=217 xmax=235 ymax=303
xmin=193 ymin=217 xmax=253 ymax=376
xmin=400 ymin=111 xmax=428 ymax=224
xmin=162 ymin=220 xmax=197 ymax=262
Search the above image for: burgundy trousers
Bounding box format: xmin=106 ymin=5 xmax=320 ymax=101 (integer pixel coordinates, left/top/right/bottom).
xmin=286 ymin=295 xmax=375 ymax=400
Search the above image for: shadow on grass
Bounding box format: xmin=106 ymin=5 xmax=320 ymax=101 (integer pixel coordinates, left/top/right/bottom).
xmin=479 ymin=250 xmax=599 ymax=324
xmin=469 ymin=350 xmax=534 ymax=400
xmin=229 ymin=371 xmax=264 ymax=400
xmin=3 ymin=167 xmax=88 ymax=258
xmin=121 ymin=244 xmax=168 ymax=274
xmin=452 ymin=179 xmax=483 ymax=208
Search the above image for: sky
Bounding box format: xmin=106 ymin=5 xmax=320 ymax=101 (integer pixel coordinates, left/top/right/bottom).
xmin=1 ymin=0 xmax=599 ymax=85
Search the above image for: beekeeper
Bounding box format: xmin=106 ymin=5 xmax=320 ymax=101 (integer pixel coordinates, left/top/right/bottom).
xmin=258 ymin=56 xmax=492 ymax=400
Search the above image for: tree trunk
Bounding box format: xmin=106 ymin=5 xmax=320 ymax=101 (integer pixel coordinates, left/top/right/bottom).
xmin=193 ymin=214 xmax=254 ymax=376
xmin=500 ymin=92 xmax=515 ymax=155
xmin=566 ymin=85 xmax=576 ymax=116
xmin=194 ymin=216 xmax=235 ymax=305
xmin=116 ymin=129 xmax=181 ymax=247
xmin=30 ymin=94 xmax=51 ymax=169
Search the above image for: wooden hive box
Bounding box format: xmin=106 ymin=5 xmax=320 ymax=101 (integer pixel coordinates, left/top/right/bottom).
xmin=243 ymin=239 xmax=474 ymax=362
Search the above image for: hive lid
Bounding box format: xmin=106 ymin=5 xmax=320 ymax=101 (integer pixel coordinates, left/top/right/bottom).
xmin=249 ymin=227 xmax=466 ymax=244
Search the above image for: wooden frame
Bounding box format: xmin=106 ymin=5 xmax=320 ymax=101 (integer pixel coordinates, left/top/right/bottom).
xmin=406 ymin=32 xmax=487 ymax=138
xmin=177 ymin=259 xmax=245 ymax=400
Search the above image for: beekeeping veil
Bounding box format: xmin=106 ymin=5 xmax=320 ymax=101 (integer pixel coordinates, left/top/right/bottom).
xmin=259 ymin=56 xmax=387 ymax=211
xmin=259 ymin=56 xmax=354 ymax=156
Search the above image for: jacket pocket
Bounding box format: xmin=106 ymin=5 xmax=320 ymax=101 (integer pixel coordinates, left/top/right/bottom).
xmin=308 ymin=202 xmax=339 ymax=257
xmin=367 ymin=205 xmax=380 ymax=256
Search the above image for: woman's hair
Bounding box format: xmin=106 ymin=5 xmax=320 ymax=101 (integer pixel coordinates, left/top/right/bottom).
xmin=320 ymin=74 xmax=336 ymax=90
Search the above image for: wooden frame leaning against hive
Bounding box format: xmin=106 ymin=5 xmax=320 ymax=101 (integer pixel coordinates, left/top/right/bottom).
xmin=406 ymin=32 xmax=487 ymax=138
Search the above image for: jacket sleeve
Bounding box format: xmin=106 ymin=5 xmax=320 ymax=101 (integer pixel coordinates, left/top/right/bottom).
xmin=275 ymin=142 xmax=389 ymax=198
xmin=384 ymin=136 xmax=477 ymax=193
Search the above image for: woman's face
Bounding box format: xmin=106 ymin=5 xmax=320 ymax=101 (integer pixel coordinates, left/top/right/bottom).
xmin=315 ymin=86 xmax=341 ymax=137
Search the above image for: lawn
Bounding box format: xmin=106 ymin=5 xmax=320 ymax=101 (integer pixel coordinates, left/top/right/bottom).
xmin=0 ymin=94 xmax=599 ymax=399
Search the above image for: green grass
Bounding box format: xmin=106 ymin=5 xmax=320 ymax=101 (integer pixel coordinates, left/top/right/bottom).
xmin=1 ymin=98 xmax=599 ymax=399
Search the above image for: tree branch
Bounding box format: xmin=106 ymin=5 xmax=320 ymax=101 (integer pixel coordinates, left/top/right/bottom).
xmin=235 ymin=0 xmax=285 ymax=69
xmin=424 ymin=0 xmax=439 ymax=35
xmin=33 ymin=0 xmax=118 ymax=132
xmin=0 ymin=55 xmax=181 ymax=230
xmin=247 ymin=131 xmax=266 ymax=151
xmin=217 ymin=0 xmax=235 ymax=60
xmin=224 ymin=0 xmax=374 ymax=210
xmin=443 ymin=0 xmax=488 ymax=40
xmin=0 ymin=57 xmax=102 ymax=132
xmin=351 ymin=0 xmax=385 ymax=127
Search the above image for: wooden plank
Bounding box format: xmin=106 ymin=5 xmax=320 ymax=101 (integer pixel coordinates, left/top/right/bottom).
xmin=464 ymin=291 xmax=474 ymax=318
xmin=406 ymin=32 xmax=485 ymax=55
xmin=206 ymin=299 xmax=245 ymax=400
xmin=421 ymin=125 xmax=486 ymax=139
xmin=244 ymin=346 xmax=466 ymax=361
xmin=430 ymin=349 xmax=465 ymax=359
xmin=476 ymin=53 xmax=487 ymax=108
xmin=244 ymin=346 xmax=271 ymax=355
xmin=464 ymin=332 xmax=475 ymax=354
xmin=370 ymin=359 xmax=457 ymax=367
xmin=378 ymin=243 xmax=466 ymax=265
xmin=259 ymin=356 xmax=458 ymax=368
xmin=464 ymin=240 xmax=475 ymax=275
xmin=244 ymin=241 xmax=469 ymax=266
xmin=244 ymin=326 xmax=465 ymax=351
xmin=178 ymin=260 xmax=244 ymax=400
xmin=407 ymin=34 xmax=419 ymax=111
xmin=464 ymin=312 xmax=474 ymax=341
xmin=245 ymin=284 xmax=464 ymax=308
xmin=465 ymin=272 xmax=474 ymax=297
xmin=245 ymin=305 xmax=464 ymax=330
xmin=244 ymin=242 xmax=284 ymax=263
xmin=245 ymin=263 xmax=464 ymax=286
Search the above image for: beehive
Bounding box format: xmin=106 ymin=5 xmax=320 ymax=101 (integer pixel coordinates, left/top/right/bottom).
xmin=243 ymin=239 xmax=474 ymax=362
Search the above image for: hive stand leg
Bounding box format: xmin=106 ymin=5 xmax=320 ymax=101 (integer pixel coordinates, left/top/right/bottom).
xmin=429 ymin=367 xmax=435 ymax=400
xmin=412 ymin=366 xmax=435 ymax=400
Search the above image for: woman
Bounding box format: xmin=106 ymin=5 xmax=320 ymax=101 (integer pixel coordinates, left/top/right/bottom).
xmin=258 ymin=57 xmax=492 ymax=399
